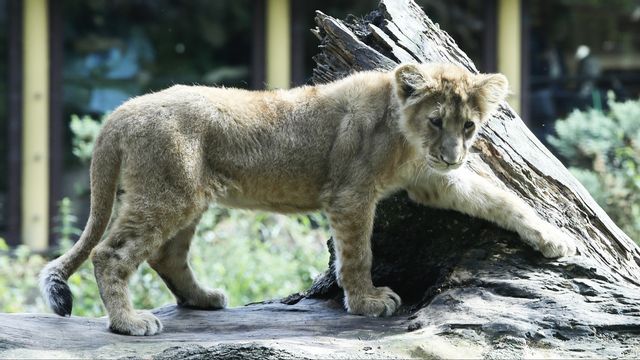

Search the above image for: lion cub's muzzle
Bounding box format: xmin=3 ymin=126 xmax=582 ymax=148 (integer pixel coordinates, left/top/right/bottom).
xmin=430 ymin=145 xmax=466 ymax=171
xmin=427 ymin=154 xmax=466 ymax=172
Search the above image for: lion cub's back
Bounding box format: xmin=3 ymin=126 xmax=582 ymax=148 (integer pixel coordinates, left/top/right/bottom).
xmin=105 ymin=84 xmax=334 ymax=211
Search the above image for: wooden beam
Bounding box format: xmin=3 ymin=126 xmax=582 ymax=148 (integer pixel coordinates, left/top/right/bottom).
xmin=266 ymin=0 xmax=291 ymax=89
xmin=497 ymin=0 xmax=522 ymax=114
xmin=22 ymin=0 xmax=49 ymax=250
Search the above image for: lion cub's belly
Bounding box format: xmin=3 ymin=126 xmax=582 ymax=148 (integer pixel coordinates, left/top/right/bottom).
xmin=216 ymin=177 xmax=323 ymax=213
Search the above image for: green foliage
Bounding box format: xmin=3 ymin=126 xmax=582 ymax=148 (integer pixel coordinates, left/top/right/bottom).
xmin=189 ymin=208 xmax=329 ymax=307
xmin=548 ymin=94 xmax=640 ymax=242
xmin=0 ymin=238 xmax=48 ymax=313
xmin=53 ymin=197 xmax=83 ymax=249
xmin=0 ymin=114 xmax=330 ymax=315
xmin=69 ymin=114 xmax=106 ymax=163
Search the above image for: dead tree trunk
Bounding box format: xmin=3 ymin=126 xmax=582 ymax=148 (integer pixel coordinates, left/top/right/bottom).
xmin=306 ymin=0 xmax=640 ymax=357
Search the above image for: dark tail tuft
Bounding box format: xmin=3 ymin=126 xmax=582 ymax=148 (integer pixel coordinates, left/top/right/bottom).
xmin=40 ymin=267 xmax=73 ymax=317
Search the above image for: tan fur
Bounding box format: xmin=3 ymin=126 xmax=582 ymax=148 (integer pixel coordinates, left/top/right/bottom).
xmin=40 ymin=63 xmax=576 ymax=336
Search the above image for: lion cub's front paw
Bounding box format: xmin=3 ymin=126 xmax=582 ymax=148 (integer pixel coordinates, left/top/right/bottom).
xmin=109 ymin=311 xmax=163 ymax=336
xmin=345 ymin=286 xmax=401 ymax=317
xmin=529 ymin=224 xmax=577 ymax=258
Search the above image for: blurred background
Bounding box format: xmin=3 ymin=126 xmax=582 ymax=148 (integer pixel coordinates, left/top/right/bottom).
xmin=0 ymin=0 xmax=639 ymax=314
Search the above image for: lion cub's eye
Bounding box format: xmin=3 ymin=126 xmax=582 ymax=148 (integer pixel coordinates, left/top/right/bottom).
xmin=464 ymin=121 xmax=475 ymax=130
xmin=429 ymin=117 xmax=443 ymax=128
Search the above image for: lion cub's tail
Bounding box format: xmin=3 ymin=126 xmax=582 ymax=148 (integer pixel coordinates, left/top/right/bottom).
xmin=39 ymin=130 xmax=121 ymax=316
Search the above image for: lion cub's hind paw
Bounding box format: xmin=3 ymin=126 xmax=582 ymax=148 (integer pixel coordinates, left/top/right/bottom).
xmin=181 ymin=288 xmax=228 ymax=310
xmin=346 ymin=286 xmax=401 ymax=317
xmin=109 ymin=311 xmax=163 ymax=336
xmin=199 ymin=289 xmax=228 ymax=309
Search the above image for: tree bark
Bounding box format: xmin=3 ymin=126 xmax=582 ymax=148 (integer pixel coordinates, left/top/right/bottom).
xmin=2 ymin=1 xmax=640 ymax=358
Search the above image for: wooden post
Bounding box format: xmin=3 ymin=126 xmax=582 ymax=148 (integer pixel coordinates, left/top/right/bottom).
xmin=497 ymin=0 xmax=522 ymax=114
xmin=22 ymin=0 xmax=49 ymax=250
xmin=266 ymin=0 xmax=291 ymax=89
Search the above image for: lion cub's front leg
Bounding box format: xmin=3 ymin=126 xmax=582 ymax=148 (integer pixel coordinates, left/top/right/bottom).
xmin=326 ymin=196 xmax=401 ymax=317
xmin=408 ymin=170 xmax=577 ymax=258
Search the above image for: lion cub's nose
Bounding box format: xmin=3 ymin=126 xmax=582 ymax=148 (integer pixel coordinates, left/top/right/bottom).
xmin=439 ymin=154 xmax=456 ymax=165
xmin=439 ymin=150 xmax=462 ymax=165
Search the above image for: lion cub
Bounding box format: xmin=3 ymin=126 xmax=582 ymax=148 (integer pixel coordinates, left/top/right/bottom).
xmin=40 ymin=63 xmax=576 ymax=335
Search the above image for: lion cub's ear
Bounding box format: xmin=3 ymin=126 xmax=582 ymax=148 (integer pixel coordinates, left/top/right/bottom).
xmin=474 ymin=73 xmax=509 ymax=120
xmin=394 ymin=63 xmax=434 ymax=104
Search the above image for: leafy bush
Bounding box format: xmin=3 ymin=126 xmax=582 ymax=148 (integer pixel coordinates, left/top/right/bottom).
xmin=0 ymin=239 xmax=48 ymax=313
xmin=0 ymin=114 xmax=330 ymax=316
xmin=69 ymin=114 xmax=106 ymax=163
xmin=548 ymin=94 xmax=640 ymax=242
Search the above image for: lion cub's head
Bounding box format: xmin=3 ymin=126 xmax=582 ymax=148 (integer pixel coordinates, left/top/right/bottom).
xmin=393 ymin=63 xmax=508 ymax=171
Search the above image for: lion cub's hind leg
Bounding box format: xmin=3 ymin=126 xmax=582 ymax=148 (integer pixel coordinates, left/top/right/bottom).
xmin=148 ymin=220 xmax=227 ymax=310
xmin=91 ymin=209 xmax=165 ymax=336
xmin=92 ymin=198 xmax=202 ymax=336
